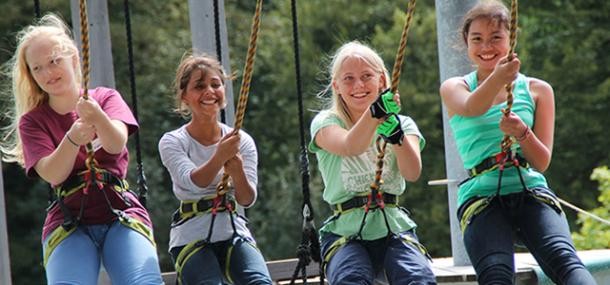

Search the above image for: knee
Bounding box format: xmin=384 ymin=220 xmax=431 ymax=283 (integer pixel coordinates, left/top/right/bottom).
xmin=476 ymin=254 xmax=514 ymax=285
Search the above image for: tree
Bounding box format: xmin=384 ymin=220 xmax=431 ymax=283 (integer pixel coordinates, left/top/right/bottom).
xmin=572 ymin=166 xmax=610 ymax=249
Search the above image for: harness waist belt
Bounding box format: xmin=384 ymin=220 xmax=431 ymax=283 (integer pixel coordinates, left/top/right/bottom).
xmin=180 ymin=197 xmax=236 ymax=215
xmin=59 ymin=171 xmax=125 ymax=192
xmin=333 ymin=193 xmax=398 ymax=213
xmin=468 ymin=153 xmax=529 ymax=177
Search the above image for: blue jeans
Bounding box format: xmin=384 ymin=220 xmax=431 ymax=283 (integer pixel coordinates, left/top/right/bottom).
xmin=458 ymin=188 xmax=596 ymax=285
xmin=170 ymin=236 xmax=272 ymax=285
xmin=43 ymin=221 xmax=162 ymax=285
xmin=321 ymin=230 xmax=436 ymax=285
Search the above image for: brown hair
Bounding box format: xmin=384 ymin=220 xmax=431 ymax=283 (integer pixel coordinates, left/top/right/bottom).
xmin=461 ymin=0 xmax=510 ymax=44
xmin=172 ymin=53 xmax=230 ymax=117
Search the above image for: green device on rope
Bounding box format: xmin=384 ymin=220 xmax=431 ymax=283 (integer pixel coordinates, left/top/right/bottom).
xmin=370 ymin=89 xmax=400 ymax=119
xmin=377 ymin=113 xmax=404 ymax=145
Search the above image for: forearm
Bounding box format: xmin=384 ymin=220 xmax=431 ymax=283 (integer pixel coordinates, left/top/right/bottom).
xmin=466 ymin=74 xmax=505 ymax=116
xmin=343 ymin=110 xmax=381 ymax=155
xmin=518 ymin=129 xmax=552 ymax=171
xmin=35 ymin=136 xmax=80 ymax=185
xmin=190 ymin=155 xmax=225 ymax=188
xmin=95 ymin=117 xmax=128 ymax=154
xmin=231 ymin=171 xmax=256 ymax=206
xmin=393 ymin=135 xmax=421 ymax=182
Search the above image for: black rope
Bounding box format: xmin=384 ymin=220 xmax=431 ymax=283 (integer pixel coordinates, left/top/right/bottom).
xmin=33 ymin=0 xmax=41 ymax=18
xmin=213 ymin=0 xmax=226 ymax=124
xmin=289 ymin=0 xmax=323 ymax=284
xmin=123 ymin=0 xmax=148 ymax=207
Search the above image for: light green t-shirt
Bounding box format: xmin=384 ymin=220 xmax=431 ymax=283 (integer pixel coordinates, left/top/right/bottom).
xmin=449 ymin=71 xmax=548 ymax=207
xmin=309 ymin=110 xmax=425 ymax=240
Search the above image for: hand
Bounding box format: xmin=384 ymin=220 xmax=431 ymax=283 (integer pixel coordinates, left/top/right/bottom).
xmin=370 ymin=89 xmax=401 ymax=119
xmin=76 ymin=96 xmax=105 ymax=125
xmin=499 ymin=111 xmax=527 ymax=137
xmin=215 ymin=131 xmax=240 ymax=163
xmin=493 ymin=53 xmax=520 ymax=85
xmin=67 ymin=118 xmax=96 ymax=145
xmin=376 ymin=114 xmax=404 ymax=145
xmin=224 ymin=154 xmax=244 ymax=177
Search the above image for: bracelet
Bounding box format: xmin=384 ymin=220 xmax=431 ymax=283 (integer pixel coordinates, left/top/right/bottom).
xmin=65 ymin=134 xmax=79 ymax=147
xmin=516 ymin=127 xmax=530 ymax=142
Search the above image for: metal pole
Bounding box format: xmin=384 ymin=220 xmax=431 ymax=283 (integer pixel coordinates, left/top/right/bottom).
xmin=434 ymin=0 xmax=477 ymax=266
xmin=70 ymin=0 xmax=116 ymax=88
xmin=187 ymin=0 xmax=235 ymax=126
xmin=0 ymin=162 xmax=12 ymax=285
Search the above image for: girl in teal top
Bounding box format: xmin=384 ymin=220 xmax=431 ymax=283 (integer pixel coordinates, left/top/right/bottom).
xmin=439 ymin=1 xmax=594 ymax=284
xmin=310 ymin=41 xmax=436 ymax=284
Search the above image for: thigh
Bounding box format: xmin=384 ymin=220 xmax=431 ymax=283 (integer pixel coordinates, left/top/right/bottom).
xmin=228 ymin=237 xmax=272 ymax=285
xmin=384 ymin=231 xmax=436 ymax=285
xmin=102 ymin=221 xmax=162 ymax=285
xmin=174 ymin=243 xmax=224 ymax=285
xmin=322 ymin=234 xmax=374 ymax=285
xmin=516 ymin=195 xmax=592 ymax=284
xmin=463 ymin=202 xmax=515 ymax=284
xmin=44 ymin=228 xmax=100 ymax=285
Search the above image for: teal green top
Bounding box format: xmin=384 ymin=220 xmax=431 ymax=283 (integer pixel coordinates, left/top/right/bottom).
xmin=449 ymin=71 xmax=548 ymax=207
xmin=309 ymin=110 xmax=425 ymax=240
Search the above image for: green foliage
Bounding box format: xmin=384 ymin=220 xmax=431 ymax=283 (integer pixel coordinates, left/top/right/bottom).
xmin=572 ymin=166 xmax=610 ymax=249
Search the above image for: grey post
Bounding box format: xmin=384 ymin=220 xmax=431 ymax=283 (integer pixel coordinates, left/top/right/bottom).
xmin=70 ymin=0 xmax=116 ymax=88
xmin=435 ymin=0 xmax=477 ymax=266
xmin=0 ymin=162 xmax=12 ymax=285
xmin=188 ymin=0 xmax=235 ymax=126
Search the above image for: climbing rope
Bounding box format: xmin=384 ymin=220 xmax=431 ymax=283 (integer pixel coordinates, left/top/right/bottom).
xmin=122 ymin=0 xmax=149 ymax=207
xmin=558 ymin=198 xmax=610 ymax=227
xmin=33 ymin=0 xmax=41 ymax=18
xmin=78 ymin=0 xmax=103 ymax=191
xmin=215 ymin=0 xmax=263 ymax=196
xmin=361 ymin=0 xmax=417 ymax=238
xmin=500 ymin=0 xmax=519 ymax=153
xmin=288 ymin=0 xmax=322 ymax=284
xmin=213 ymin=0 xmax=227 ymax=123
xmin=205 ymin=0 xmax=263 ymax=243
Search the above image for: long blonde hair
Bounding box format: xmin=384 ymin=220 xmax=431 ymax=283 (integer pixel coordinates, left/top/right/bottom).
xmin=1 ymin=13 xmax=81 ymax=166
xmin=319 ymin=41 xmax=390 ymax=128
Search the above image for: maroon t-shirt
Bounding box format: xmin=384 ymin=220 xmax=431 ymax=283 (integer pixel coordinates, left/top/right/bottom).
xmin=19 ymin=87 xmax=151 ymax=241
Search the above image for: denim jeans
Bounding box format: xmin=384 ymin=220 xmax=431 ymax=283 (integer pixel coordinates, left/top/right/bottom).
xmin=321 ymin=230 xmax=436 ymax=285
xmin=459 ymin=188 xmax=596 ymax=285
xmin=43 ymin=221 xmax=162 ymax=285
xmin=170 ymin=236 xmax=272 ymax=285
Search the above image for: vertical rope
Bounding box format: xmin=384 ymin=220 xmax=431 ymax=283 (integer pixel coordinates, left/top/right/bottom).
xmin=123 ymin=0 xmax=148 ymax=207
xmin=370 ymin=0 xmax=417 ymax=194
xmin=213 ymin=0 xmax=227 ymax=123
xmin=78 ymin=0 xmax=100 ymax=181
xmin=216 ymin=0 xmax=263 ymax=195
xmin=33 ymin=0 xmax=41 ymax=18
xmin=500 ymin=0 xmax=518 ymax=153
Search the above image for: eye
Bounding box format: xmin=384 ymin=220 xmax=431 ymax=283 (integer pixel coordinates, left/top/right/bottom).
xmin=342 ymin=75 xmax=354 ymax=83
xmin=193 ymin=83 xmax=205 ymax=90
xmin=211 ymin=83 xmax=222 ymax=89
xmin=361 ymin=73 xmax=373 ymax=82
xmin=51 ymin=57 xmax=62 ymax=65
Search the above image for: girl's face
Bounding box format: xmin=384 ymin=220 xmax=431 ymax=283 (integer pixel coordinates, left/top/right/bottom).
xmin=25 ymin=36 xmax=78 ymax=97
xmin=182 ymin=69 xmax=225 ymax=118
xmin=466 ymin=18 xmax=510 ymax=72
xmin=333 ymin=56 xmax=385 ymax=118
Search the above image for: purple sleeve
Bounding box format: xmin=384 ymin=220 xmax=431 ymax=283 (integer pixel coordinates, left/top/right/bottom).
xmin=92 ymin=87 xmax=139 ymax=135
xmin=19 ymin=114 xmax=58 ymax=178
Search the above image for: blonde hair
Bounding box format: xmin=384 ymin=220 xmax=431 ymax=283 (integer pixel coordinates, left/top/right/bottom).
xmin=172 ymin=52 xmax=230 ymax=118
xmin=461 ymin=0 xmax=510 ymax=44
xmin=1 ymin=13 xmax=81 ymax=166
xmin=319 ymin=41 xmax=390 ymax=128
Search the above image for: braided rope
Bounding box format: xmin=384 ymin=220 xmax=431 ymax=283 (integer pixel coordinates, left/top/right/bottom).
xmin=500 ymin=0 xmax=519 ymax=153
xmin=371 ymin=0 xmax=417 ymax=193
xmin=78 ymin=0 xmax=100 ymax=177
xmin=216 ymin=0 xmax=263 ymax=196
